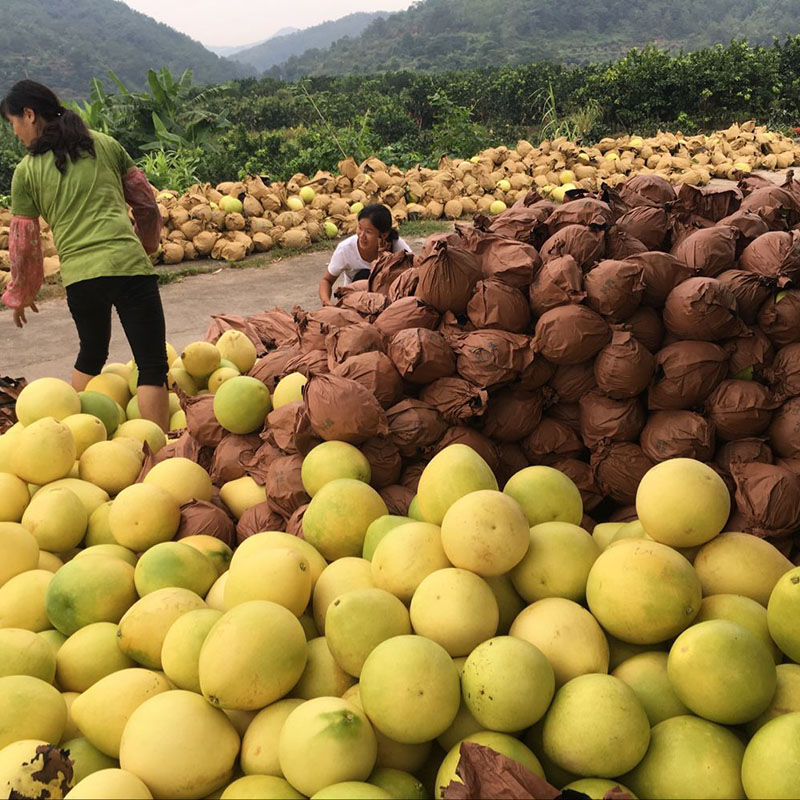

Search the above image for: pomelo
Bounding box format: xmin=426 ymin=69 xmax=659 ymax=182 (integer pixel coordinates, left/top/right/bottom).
xmin=108 ymin=483 xmax=180 ymax=550
xmin=214 ymin=376 xmax=271 ymax=434
xmin=440 ymin=490 xmax=529 ymax=577
xmin=624 ymin=715 xmax=745 ymax=800
xmin=169 ymin=409 xmax=187 ymax=430
xmin=299 ymin=186 xmax=316 ymax=204
xmin=359 ymin=635 xmax=460 ymax=744
xmin=0 ymin=474 xmax=30 ymax=523
xmin=46 ymin=555 xmax=136 ymax=636
xmin=489 ymin=200 xmax=507 ymax=214
xmin=55 ymin=622 xmax=135 ymax=692
xmin=511 ymin=521 xmax=599 ymax=603
xmin=273 ymin=372 xmax=308 ymax=409
xmin=416 ymin=445 xmax=497 ymax=525
xmin=119 ymin=690 xmax=240 ymax=800
xmin=612 ymin=651 xmax=689 ymax=726
xmin=170 ymin=367 xmax=199 ymax=396
xmin=102 ymin=361 xmax=133 ymax=382
xmin=767 ymin=565 xmax=800 ymax=662
xmin=63 ymin=768 xmax=152 ymax=799
xmin=112 ymin=419 xmax=166 ymax=454
xmin=462 ymin=636 xmax=555 ymax=731
xmin=221 ymin=774 xmax=303 ymax=799
xmin=84 ymin=501 xmax=115 ymax=546
xmin=0 ymin=424 xmax=24 ymax=474
xmin=0 ymin=739 xmax=71 ymax=798
xmin=181 ymin=341 xmax=221 ymax=379
xmin=562 ymin=779 xmax=637 ymax=799
xmin=207 ymin=366 xmax=240 ymax=393
xmin=667 ymin=619 xmax=777 ymax=725
xmin=38 ymin=478 xmax=109 ymax=517
xmin=218 ymin=476 xmax=267 ymax=520
xmin=362 ymin=515 xmax=412 ymax=560
xmin=409 ymin=568 xmax=499 ymax=656
xmin=199 ymin=600 xmax=307 ymax=710
xmin=161 ymin=607 xmax=223 ymax=693
xmin=234 ymin=531 xmax=326 ymax=589
xmin=142 ymin=456 xmax=213 ymax=506
xmin=61 ymin=414 xmax=106 ymax=458
xmin=586 ymin=538 xmax=702 ymax=644
xmin=742 ymin=711 xmax=800 ymax=799
xmin=592 ymin=522 xmax=624 ymax=550
xmin=0 ymin=522 xmax=39 ymax=587
xmin=216 ymin=330 xmax=257 ymax=374
xmin=0 ymin=675 xmax=67 ymax=748
xmin=0 ymin=628 xmax=56 ymax=681
xmin=134 ymin=541 xmax=218 ymax=597
xmin=301 ymin=441 xmax=371 ymax=497
xmin=73 ymin=543 xmax=136 ymax=566
xmin=85 ymin=373 xmax=130 ymax=408
xmin=15 ymin=377 xmax=80 ymax=426
xmin=503 ymin=465 xmax=583 ymax=526
xmin=240 ymin=698 xmax=304 ymax=777
xmin=219 ymin=196 xmax=243 ymax=214
xmin=12 ymin=417 xmax=76 ymax=484
xmin=312 ymin=782 xmax=390 ymax=799
xmin=21 ymin=486 xmax=87 ymax=551
xmin=485 ymin=574 xmax=526 ymax=635
xmin=38 ymin=550 xmax=63 ymax=573
xmin=179 ymin=534 xmax=233 ymax=576
xmin=0 ymin=569 xmax=53 ymax=631
xmin=59 ymin=736 xmax=116 ymax=785
xmin=543 ymin=674 xmax=650 ymax=777
xmin=509 ymin=597 xmax=609 ymax=687
xmin=312 ymin=557 xmax=374 ymax=632
xmin=303 ymin=478 xmax=388 ymax=560
xmin=290 ymin=636 xmax=356 ymax=699
xmin=369 ymin=768 xmax=425 ymax=800
xmin=39 ymin=630 xmax=67 ymax=659
xmin=748 ymin=663 xmax=800 ymax=733
xmin=79 ymin=439 xmax=141 ymax=496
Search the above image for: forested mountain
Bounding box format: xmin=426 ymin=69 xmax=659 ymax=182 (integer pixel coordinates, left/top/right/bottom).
xmin=268 ymin=0 xmax=800 ymax=78
xmin=230 ymin=12 xmax=389 ymax=73
xmin=0 ymin=0 xmax=248 ymax=100
xmin=208 ymin=29 xmax=300 ymax=58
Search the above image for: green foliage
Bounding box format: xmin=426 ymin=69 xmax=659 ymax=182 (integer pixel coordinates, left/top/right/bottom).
xmin=0 ymin=124 xmax=25 ymax=197
xmin=137 ymin=148 xmax=203 ymax=192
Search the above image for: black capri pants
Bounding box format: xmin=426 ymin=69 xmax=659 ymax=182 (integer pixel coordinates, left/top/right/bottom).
xmin=65 ymin=274 xmax=169 ymax=386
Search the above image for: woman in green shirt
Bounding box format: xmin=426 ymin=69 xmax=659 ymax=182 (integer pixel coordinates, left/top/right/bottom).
xmin=2 ymin=80 xmax=169 ymax=430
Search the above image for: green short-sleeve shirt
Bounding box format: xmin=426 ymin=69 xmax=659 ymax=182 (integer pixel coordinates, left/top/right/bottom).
xmin=10 ymin=130 xmax=155 ymax=286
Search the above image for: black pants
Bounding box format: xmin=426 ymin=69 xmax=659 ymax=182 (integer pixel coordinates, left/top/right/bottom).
xmin=65 ymin=274 xmax=168 ymax=386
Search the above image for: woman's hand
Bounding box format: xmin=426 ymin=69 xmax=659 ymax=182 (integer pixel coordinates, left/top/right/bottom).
xmin=12 ymin=302 xmax=38 ymax=328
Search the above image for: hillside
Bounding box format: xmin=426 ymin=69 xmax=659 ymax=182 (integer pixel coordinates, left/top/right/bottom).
xmin=231 ymin=12 xmax=389 ymax=73
xmin=208 ymin=28 xmax=300 ymax=58
xmin=0 ymin=0 xmax=248 ymax=100
xmin=269 ymin=0 xmax=800 ymax=78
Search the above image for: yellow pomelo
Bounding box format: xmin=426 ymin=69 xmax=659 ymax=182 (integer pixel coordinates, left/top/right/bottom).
xmin=369 ymin=768 xmax=425 ymax=800
xmin=0 ymin=473 xmax=30 ymax=522
xmin=70 ymin=668 xmax=171 ymax=758
xmin=279 ymin=696 xmax=377 ymax=796
xmin=215 ymin=330 xmax=257 ymax=373
xmin=78 ymin=391 xmax=120 ymax=436
xmin=108 ymin=483 xmax=181 ymax=550
xmin=543 ymin=673 xmax=650 ymax=777
xmin=0 ymin=522 xmax=39 ymax=587
xmin=39 ymin=629 xmax=67 ymax=657
xmin=0 ymin=425 xmax=24 ymax=474
xmin=749 ymin=663 xmax=800 ymax=733
xmin=60 ymin=689 xmax=80 ymax=740
xmin=102 ymin=361 xmax=133 ymax=381
xmin=0 ymin=740 xmax=71 ymax=799
xmin=668 ymin=619 xmax=776 ymax=725
xmin=696 ymin=593 xmax=781 ymax=663
xmin=120 ymin=690 xmax=239 ymax=799
xmin=562 ymin=779 xmax=637 ymax=799
xmin=611 ymin=651 xmax=689 ymax=726
xmin=218 ymin=476 xmax=266 ymax=520
xmin=222 ymin=707 xmax=257 ymax=737
xmin=362 ymin=515 xmax=412 ymax=561
xmin=55 ymin=622 xmax=135 ymax=692
xmin=301 ymin=441 xmax=371 ymax=497
xmin=503 ymin=465 xmax=583 ymax=526
xmin=435 ymin=731 xmax=544 ymax=799
xmin=224 ymin=545 xmax=312 ymax=615
xmin=179 ymin=534 xmax=233 ymax=576
xmin=199 ymin=600 xmax=307 ymax=710
xmin=636 ymin=459 xmax=729 ymax=547
xmin=84 ymin=503 xmax=116 ymax=546
xmin=133 ymin=540 xmax=217 ymax=597
xmin=170 ymin=367 xmax=198 ymax=396
xmin=369 ymin=519 xmax=451 ymax=605
xmin=325 ymin=588 xmax=411 ymax=677
xmin=78 ymin=441 xmax=141 ymax=496
xmin=112 ymin=419 xmax=166 ymax=454
xmin=416 ymin=444 xmax=498 ymax=525
xmin=85 ymin=374 xmax=130 ymax=408
xmin=61 ymin=414 xmax=106 ymax=459
xmin=625 ymin=715 xmax=745 ymax=800
xmin=39 ymin=479 xmax=109 ymax=517
xmin=768 ymin=565 xmax=800 ymax=662
xmin=0 ymin=627 xmax=56 ymax=681
xmin=38 ymin=551 xmax=64 ymax=572
xmin=298 ymin=186 xmax=316 ymax=204
xmin=273 ymin=372 xmax=308 ymax=409
xmin=12 ymin=417 xmax=76 ymax=484
xmin=181 ymin=341 xmax=221 ymax=379
xmin=64 ymin=767 xmax=152 ymax=799
xmin=303 ymin=478 xmax=388 ymax=560
xmin=313 ymin=557 xmax=374 ymax=632
xmin=206 ymin=572 xmax=227 ymax=610
xmin=694 ymin=532 xmax=793 ymax=606
xmin=440 ymin=490 xmax=529 ymax=576
xmin=235 ymin=531 xmax=326 ymax=590
xmin=73 ymin=544 xmax=136 ymax=566
xmin=462 ymin=636 xmax=555 ymax=731
xmin=117 ymin=587 xmax=206 ymax=669
xmin=214 ymin=376 xmax=272 ymax=434
xmin=46 ymin=555 xmax=136 ymax=636
xmin=22 ymin=487 xmax=88 ymax=551
xmin=161 ymin=607 xmax=223 ymax=693
xmin=240 ymin=698 xmax=304 ymax=777
xmin=290 ymin=636 xmax=356 ymax=699
xmin=221 ymin=774 xmax=303 ymax=799
xmin=742 ymin=711 xmax=800 ymax=799
xmin=510 ymin=597 xmax=609 ymax=687
xmin=16 ymin=378 xmax=81 ymax=426
xmin=360 ymin=635 xmax=460 ymax=744
xmin=59 ymin=737 xmax=116 ymax=784
xmin=0 ymin=569 xmax=53 ymax=631
xmin=485 ymin=573 xmax=526 ymax=635
xmin=410 ymin=568 xmax=498 ymax=656
xmin=0 ymin=675 xmax=67 ymax=748
xmin=592 ymin=521 xmax=624 ymax=550
xmin=207 ymin=366 xmax=240 ymax=393
xmin=511 ymin=521 xmax=599 ymax=603
xmin=586 ymin=539 xmax=702 ymax=644
xmin=169 ymin=409 xmax=186 ymax=430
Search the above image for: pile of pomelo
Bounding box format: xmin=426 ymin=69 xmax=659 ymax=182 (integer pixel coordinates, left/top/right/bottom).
xmin=1 ymin=372 xmax=799 ymax=800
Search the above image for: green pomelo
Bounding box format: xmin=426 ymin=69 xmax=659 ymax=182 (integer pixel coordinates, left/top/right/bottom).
xmin=59 ymin=736 xmax=116 ymax=784
xmin=611 ymin=651 xmax=689 ymax=726
xmin=221 ymin=775 xmax=304 ymax=799
xmin=767 ymin=565 xmax=800 ymax=662
xmin=311 ymin=782 xmax=390 ymax=799
xmin=503 ymin=465 xmax=583 ymax=526
xmin=133 ymin=541 xmax=217 ymax=597
xmin=161 ymin=608 xmax=223 ymax=693
xmin=741 ymin=711 xmax=800 ymax=800
xmin=563 ymin=779 xmax=637 ymax=799
xmin=214 ymin=376 xmax=272 ymax=434
xmin=368 ymin=768 xmax=426 ymax=800
xmin=79 ymin=390 xmax=120 ymax=436
xmin=362 ymin=516 xmax=413 ymax=560
xmin=301 ymin=441 xmax=371 ymax=497
xmin=748 ymin=663 xmax=800 ymax=734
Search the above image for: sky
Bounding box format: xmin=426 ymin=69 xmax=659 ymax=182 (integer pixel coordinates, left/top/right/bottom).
xmin=120 ymin=0 xmax=416 ymax=48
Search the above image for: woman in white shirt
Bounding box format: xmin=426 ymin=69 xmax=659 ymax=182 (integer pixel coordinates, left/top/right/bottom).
xmin=319 ymin=203 xmax=412 ymax=305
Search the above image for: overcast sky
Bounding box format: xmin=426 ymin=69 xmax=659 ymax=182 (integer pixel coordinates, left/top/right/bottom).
xmin=120 ymin=0 xmax=416 ymax=47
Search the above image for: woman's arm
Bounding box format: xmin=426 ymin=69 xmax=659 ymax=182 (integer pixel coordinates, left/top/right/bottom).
xmin=3 ymin=215 xmax=43 ymax=327
xmin=122 ymin=166 xmax=162 ymax=254
xmin=319 ymin=271 xmax=337 ymax=306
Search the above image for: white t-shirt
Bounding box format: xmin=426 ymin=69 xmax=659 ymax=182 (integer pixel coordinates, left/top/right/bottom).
xmin=327 ymin=234 xmax=412 ymax=285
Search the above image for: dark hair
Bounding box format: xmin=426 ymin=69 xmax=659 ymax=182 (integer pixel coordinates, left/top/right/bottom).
xmin=1 ymin=80 xmax=95 ymax=173
xmin=358 ymin=203 xmax=399 ymax=243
